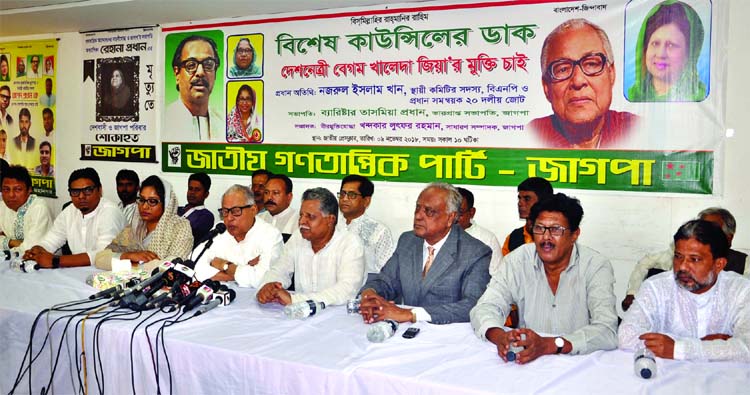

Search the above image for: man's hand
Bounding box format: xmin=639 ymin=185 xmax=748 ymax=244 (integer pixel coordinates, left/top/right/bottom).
xmin=211 ymin=272 xmax=233 ymax=282
xmin=246 ymin=256 xmax=260 ymax=266
xmin=639 ymin=333 xmax=675 ymax=359
xmin=256 ymin=282 xmax=292 ymax=305
xmin=486 ymin=327 xmax=512 ymax=362
xmin=512 ymin=328 xmax=557 ymax=364
xmin=621 ymin=294 xmax=635 ymax=311
xmin=359 ymin=293 xmax=413 ymax=323
xmin=121 ymin=251 xmax=159 ymax=264
xmin=701 ymin=333 xmax=732 ymax=341
xmin=210 ymin=257 xmax=230 ymax=271
xmin=23 ymin=246 xmax=53 ymax=268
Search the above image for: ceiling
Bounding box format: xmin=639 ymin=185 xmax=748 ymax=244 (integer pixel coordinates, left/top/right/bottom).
xmin=0 ymin=0 xmax=435 ymax=37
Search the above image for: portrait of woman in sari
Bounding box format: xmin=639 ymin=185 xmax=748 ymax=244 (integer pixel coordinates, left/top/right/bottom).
xmin=628 ymin=0 xmax=707 ymax=102
xmin=226 ymin=84 xmax=262 ymax=142
xmin=95 ymin=175 xmax=193 ymax=271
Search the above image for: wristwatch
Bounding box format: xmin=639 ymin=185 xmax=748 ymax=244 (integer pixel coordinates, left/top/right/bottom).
xmin=554 ymin=337 xmax=565 ymax=354
xmin=51 ymin=256 xmax=60 ymax=269
xmin=222 ymin=262 xmax=230 ymax=272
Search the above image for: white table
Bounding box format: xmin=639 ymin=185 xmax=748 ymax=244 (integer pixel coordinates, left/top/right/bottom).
xmin=1 ymin=266 xmax=748 ymax=394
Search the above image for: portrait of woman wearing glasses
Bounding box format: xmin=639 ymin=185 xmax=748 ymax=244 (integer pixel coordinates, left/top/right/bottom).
xmin=627 ymin=1 xmax=708 ymax=102
xmin=95 ymin=176 xmax=193 ymax=271
xmin=229 ymin=37 xmax=261 ymax=78
xmin=227 ymin=83 xmax=262 ymax=143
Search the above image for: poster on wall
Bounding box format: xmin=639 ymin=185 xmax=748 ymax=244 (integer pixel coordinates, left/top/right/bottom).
xmin=81 ymin=27 xmax=158 ymax=163
xmin=0 ymin=39 xmax=58 ymax=197
xmin=161 ymin=0 xmax=725 ymax=195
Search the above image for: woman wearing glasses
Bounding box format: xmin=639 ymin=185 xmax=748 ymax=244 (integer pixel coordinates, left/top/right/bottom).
xmin=628 ymin=1 xmax=707 ymax=102
xmin=229 ymin=38 xmax=260 ymax=78
xmin=226 ymin=84 xmax=262 ymax=142
xmin=95 ymin=176 xmax=193 ymax=271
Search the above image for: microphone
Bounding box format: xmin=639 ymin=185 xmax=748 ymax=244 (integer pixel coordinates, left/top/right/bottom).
xmin=367 ymin=319 xmax=399 ymax=343
xmin=89 ymin=284 xmax=124 ymax=300
xmin=213 ymin=286 xmax=237 ymax=306
xmin=634 ymin=345 xmax=657 ymax=379
xmin=130 ymin=262 xmax=196 ymax=310
xmin=192 ymin=298 xmax=221 ymax=317
xmin=183 ymin=280 xmax=219 ymax=312
xmin=192 ymin=224 xmax=227 ymax=264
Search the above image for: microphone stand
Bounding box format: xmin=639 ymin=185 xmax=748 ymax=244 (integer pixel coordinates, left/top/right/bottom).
xmin=192 ymin=238 xmax=215 ymax=266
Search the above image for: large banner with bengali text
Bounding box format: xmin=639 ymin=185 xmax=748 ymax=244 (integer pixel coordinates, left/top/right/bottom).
xmin=81 ymin=27 xmax=158 ymax=163
xmin=161 ymin=0 xmax=725 ymax=194
xmin=0 ymin=39 xmax=58 ymax=197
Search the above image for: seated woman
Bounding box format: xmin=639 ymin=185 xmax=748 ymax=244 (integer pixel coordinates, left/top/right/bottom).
xmin=226 ymin=84 xmax=262 ymax=142
xmin=628 ymin=0 xmax=706 ymax=102
xmin=95 ymin=175 xmax=193 ymax=271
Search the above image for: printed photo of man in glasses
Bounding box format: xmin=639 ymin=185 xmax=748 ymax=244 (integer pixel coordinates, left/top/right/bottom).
xmin=164 ymin=31 xmax=225 ymax=142
xmin=528 ymin=19 xmax=638 ymax=149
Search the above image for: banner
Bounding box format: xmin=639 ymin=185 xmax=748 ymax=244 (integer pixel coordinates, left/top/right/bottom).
xmin=81 ymin=27 xmax=158 ymax=163
xmin=0 ymin=39 xmax=58 ymax=197
xmin=161 ymin=0 xmax=725 ymax=194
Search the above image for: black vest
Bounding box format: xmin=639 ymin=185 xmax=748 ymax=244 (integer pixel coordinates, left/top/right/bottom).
xmin=508 ymin=226 xmax=526 ymax=253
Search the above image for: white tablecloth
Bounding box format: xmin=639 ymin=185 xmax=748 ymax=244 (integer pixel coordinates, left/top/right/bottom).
xmin=1 ymin=266 xmax=748 ymax=394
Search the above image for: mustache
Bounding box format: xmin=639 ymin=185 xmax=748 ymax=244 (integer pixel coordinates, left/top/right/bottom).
xmin=190 ymin=77 xmax=209 ymax=87
xmin=265 ymin=200 xmax=276 ymax=206
xmin=540 ymin=241 xmax=554 ymax=249
xmin=299 ymin=225 xmax=310 ymax=232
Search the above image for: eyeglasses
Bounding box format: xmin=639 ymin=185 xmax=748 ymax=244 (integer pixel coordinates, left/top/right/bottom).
xmin=532 ymin=224 xmax=568 ymax=237
xmin=0 ymin=94 xmax=9 ymax=100
xmin=180 ymin=57 xmax=219 ymax=74
xmin=238 ymin=97 xmax=253 ymax=103
xmin=337 ymin=191 xmax=362 ymax=200
xmin=546 ymin=53 xmax=608 ymax=82
xmin=69 ymin=185 xmax=97 ymax=197
xmin=414 ymin=204 xmax=441 ymax=218
xmin=218 ymin=204 xmax=253 ymax=218
xmin=236 ymin=48 xmax=253 ymax=55
xmin=136 ymin=197 xmax=161 ymax=207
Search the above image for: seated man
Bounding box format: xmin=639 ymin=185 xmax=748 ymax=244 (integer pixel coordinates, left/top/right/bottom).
xmin=24 ymin=168 xmax=126 ymax=268
xmin=115 ymin=169 xmax=139 ymax=223
xmin=618 ymin=220 xmax=750 ymax=362
xmin=194 ymin=184 xmax=284 ymax=288
xmin=258 ymin=173 xmax=297 ymax=242
xmin=471 ymin=193 xmax=618 ymax=364
xmin=337 ymin=175 xmax=395 ymax=280
xmin=359 ymin=183 xmax=491 ymax=325
xmin=456 ymin=187 xmax=501 ymax=275
xmin=177 ymin=172 xmax=215 ymax=247
xmin=257 ymin=187 xmax=364 ymax=306
xmin=0 ymin=165 xmax=52 ymax=252
xmin=621 ymin=207 xmax=748 ymax=311
xmin=501 ymin=177 xmax=553 ymax=259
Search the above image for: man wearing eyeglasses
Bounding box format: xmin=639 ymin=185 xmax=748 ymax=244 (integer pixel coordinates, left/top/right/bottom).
xmin=528 ymin=19 xmax=637 ymax=149
xmin=0 ymin=85 xmax=12 ymax=131
xmin=194 ymin=184 xmax=283 ymax=288
xmin=164 ymin=35 xmax=223 ymax=141
xmin=471 ymin=193 xmax=617 ymax=364
xmin=358 ymin=183 xmax=491 ymax=325
xmin=24 ymin=168 xmax=125 ymax=268
xmin=337 ymin=175 xmax=394 ymax=282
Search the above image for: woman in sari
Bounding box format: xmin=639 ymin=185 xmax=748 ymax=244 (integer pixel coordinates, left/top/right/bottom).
xmin=628 ymin=0 xmax=706 ymax=102
xmin=226 ymin=84 xmax=262 ymax=142
xmin=95 ymin=175 xmax=193 ymax=271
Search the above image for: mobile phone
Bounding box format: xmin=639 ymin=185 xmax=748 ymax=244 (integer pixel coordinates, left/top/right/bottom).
xmin=402 ymin=327 xmax=421 ymax=339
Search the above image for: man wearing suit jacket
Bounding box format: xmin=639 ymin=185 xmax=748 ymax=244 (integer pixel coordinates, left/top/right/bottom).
xmin=14 ymin=108 xmax=36 ymax=152
xmin=359 ymin=182 xmax=491 ymax=325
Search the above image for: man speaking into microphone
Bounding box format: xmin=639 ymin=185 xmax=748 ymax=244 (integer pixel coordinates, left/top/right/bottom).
xmin=194 ymin=185 xmax=284 ymax=288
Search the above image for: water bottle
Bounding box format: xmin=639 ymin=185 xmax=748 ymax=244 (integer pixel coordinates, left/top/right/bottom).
xmin=283 ymin=300 xmax=326 ymax=319
xmin=2 ymin=250 xmax=19 ymax=266
xmin=506 ymin=333 xmax=526 ymax=362
xmin=346 ymin=297 xmax=361 ymax=314
xmin=20 ymin=260 xmax=40 ymax=272
xmin=10 ymin=254 xmax=24 ymax=272
xmin=367 ymin=319 xmax=399 ymax=343
xmin=634 ymin=344 xmax=657 ymax=379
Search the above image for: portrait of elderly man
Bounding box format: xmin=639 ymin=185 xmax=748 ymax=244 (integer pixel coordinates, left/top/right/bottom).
xmin=257 ymin=187 xmax=365 ymax=307
xmin=229 ymin=37 xmax=261 ymax=78
xmin=0 ymin=165 xmax=52 ymax=252
xmin=26 ymin=55 xmax=41 ymax=79
xmin=194 ymin=184 xmax=284 ymax=288
xmin=164 ymin=34 xmax=223 ymax=141
xmin=471 ymin=193 xmax=618 ymax=364
xmin=619 ymin=219 xmax=750 ymax=362
xmin=528 ymin=19 xmax=638 ymax=149
xmin=359 ymin=183 xmax=491 ymax=325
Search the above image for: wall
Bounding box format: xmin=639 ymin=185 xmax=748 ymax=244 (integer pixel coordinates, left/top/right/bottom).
xmin=2 ymin=1 xmax=748 ymax=315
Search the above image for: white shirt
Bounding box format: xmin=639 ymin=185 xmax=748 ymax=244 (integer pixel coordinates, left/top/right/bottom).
xmin=619 ymin=271 xmax=750 ymax=362
xmin=464 ymin=220 xmax=502 ymax=275
xmin=194 ymin=217 xmax=284 ymax=288
xmin=338 ymin=213 xmax=394 ymax=275
xmin=260 ymin=229 xmax=365 ymax=306
xmin=258 ymin=206 xmax=298 ymax=236
xmin=163 ymin=100 xmax=225 ymax=142
xmin=0 ymin=195 xmax=52 ymax=252
xmin=118 ymin=201 xmax=138 ymax=224
xmin=39 ymin=197 xmax=126 ymax=264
